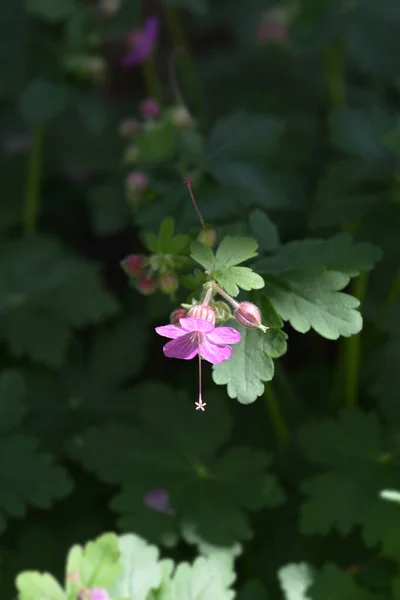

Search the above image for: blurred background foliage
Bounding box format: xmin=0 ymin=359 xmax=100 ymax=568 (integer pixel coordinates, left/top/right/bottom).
xmin=2 ymin=0 xmax=400 ymax=598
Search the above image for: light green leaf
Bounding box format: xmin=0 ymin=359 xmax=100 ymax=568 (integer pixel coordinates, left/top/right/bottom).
xmin=190 ymin=241 xmax=214 ymax=271
xmin=249 ymin=209 xmax=280 ymax=252
xmin=16 ymin=572 xmax=66 ymax=600
xmin=215 ymin=267 xmax=265 ymax=297
xmin=256 ymin=233 xmax=382 ymax=277
xmin=214 ymin=237 xmax=259 ymax=269
xmin=213 ymin=325 xmax=286 ymax=404
xmin=66 ymin=533 xmax=121 ymax=589
xmin=170 ymin=555 xmax=236 ymax=600
xmin=263 ymin=269 xmax=362 ymax=339
xmin=278 ymin=563 xmax=313 ymax=600
xmin=109 ymin=534 xmax=164 ymax=600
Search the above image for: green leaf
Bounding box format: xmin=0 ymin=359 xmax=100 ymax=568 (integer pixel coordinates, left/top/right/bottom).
xmin=87 ymin=184 xmax=130 ymax=236
xmin=0 ymin=370 xmax=27 ymax=433
xmin=255 ymin=234 xmax=382 ymax=277
xmin=147 ymin=218 xmax=191 ymax=256
xmin=162 ymin=0 xmax=208 ymax=16
xmin=190 ymin=241 xmax=215 ymax=271
xmin=278 ymin=563 xmax=314 ymax=600
xmin=24 ymin=0 xmax=75 ymax=21
xmin=66 ymin=533 xmax=121 ymax=589
xmin=0 ymin=236 xmax=119 ymax=366
xmin=308 ymin=564 xmax=376 ymax=600
xmin=213 ymin=325 xmax=287 ymax=404
xmin=215 ymin=266 xmax=265 ymax=297
xmin=135 ymin=120 xmax=177 ymax=163
xmin=299 ymin=409 xmax=400 ymax=555
xmin=237 ymin=579 xmax=269 ymax=600
xmin=263 ymin=270 xmax=362 ymax=340
xmin=108 ymin=534 xmax=164 ymax=600
xmin=70 ymin=383 xmax=282 ymax=545
xmin=16 ymin=572 xmax=66 ymax=600
xmin=19 ymin=80 xmax=69 ymax=124
xmin=214 ymin=237 xmax=259 ymax=269
xmin=248 ymin=209 xmax=280 ymax=252
xmin=259 ymin=295 xmax=284 ymax=329
xmin=169 ymin=554 xmax=236 ymax=600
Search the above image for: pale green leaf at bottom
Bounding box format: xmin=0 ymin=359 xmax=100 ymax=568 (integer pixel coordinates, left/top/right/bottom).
xmin=16 ymin=572 xmax=66 ymax=600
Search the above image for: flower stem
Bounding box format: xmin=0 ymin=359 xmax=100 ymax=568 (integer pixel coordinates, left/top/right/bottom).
xmin=141 ymin=58 xmax=164 ymax=104
xmin=23 ymin=122 xmax=44 ymax=236
xmin=343 ymin=271 xmax=369 ymax=408
xmin=210 ymin=282 xmax=239 ymax=310
xmin=162 ymin=4 xmax=203 ymax=115
xmin=264 ymin=383 xmax=289 ymax=442
xmin=184 ymin=177 xmax=207 ymax=230
xmin=323 ymin=42 xmax=346 ymax=109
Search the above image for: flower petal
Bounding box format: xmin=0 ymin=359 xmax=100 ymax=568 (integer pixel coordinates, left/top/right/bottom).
xmin=122 ymin=49 xmax=143 ymax=67
xmin=206 ymin=326 xmax=241 ymax=345
xmin=143 ymin=15 xmax=160 ymax=43
xmin=199 ymin=339 xmax=232 ymax=364
xmin=163 ymin=333 xmax=198 ymax=360
xmin=179 ymin=317 xmax=214 ymax=333
xmin=155 ymin=324 xmax=185 ymax=339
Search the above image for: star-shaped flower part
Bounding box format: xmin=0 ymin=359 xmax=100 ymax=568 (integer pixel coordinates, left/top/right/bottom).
xmin=195 ymin=399 xmax=206 ymax=411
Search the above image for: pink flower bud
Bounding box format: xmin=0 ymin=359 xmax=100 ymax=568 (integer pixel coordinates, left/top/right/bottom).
xmin=170 ymin=307 xmax=188 ymax=324
xmin=198 ymin=228 xmax=217 ymax=248
xmin=140 ymin=98 xmax=161 ymax=120
xmin=159 ymin=274 xmax=179 ymax=295
xmin=125 ymin=170 xmax=149 ymax=192
xmin=188 ymin=304 xmax=216 ymax=324
xmin=120 ymin=254 xmax=145 ymax=276
xmin=119 ymin=118 xmax=141 ymax=136
xmin=88 ymin=589 xmax=110 ymax=600
xmin=136 ymin=274 xmax=157 ymax=295
xmin=170 ymin=105 xmax=192 ymax=129
xmin=235 ymin=302 xmax=262 ymax=328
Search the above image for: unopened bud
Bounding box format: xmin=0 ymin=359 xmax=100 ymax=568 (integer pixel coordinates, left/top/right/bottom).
xmin=170 ymin=307 xmax=188 ymax=324
xmin=119 ymin=118 xmax=141 ymax=136
xmin=140 ymin=98 xmax=161 ymax=120
xmin=159 ymin=274 xmax=179 ymax=295
xmin=143 ymin=488 xmax=174 ymax=515
xmin=126 ymin=170 xmax=149 ymax=192
xmin=88 ymin=589 xmax=110 ymax=600
xmin=136 ymin=274 xmax=157 ymax=295
xmin=188 ymin=304 xmax=216 ymax=324
xmin=213 ymin=301 xmax=232 ymax=323
xmin=235 ymin=301 xmax=262 ymax=329
xmin=198 ymin=227 xmax=217 ymax=248
xmin=120 ymin=254 xmax=145 ymax=276
xmin=99 ymin=0 xmax=120 ymax=17
xmin=170 ymin=105 xmax=192 ymax=129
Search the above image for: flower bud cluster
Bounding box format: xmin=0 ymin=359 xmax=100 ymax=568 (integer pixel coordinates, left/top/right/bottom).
xmin=120 ymin=253 xmax=179 ymax=297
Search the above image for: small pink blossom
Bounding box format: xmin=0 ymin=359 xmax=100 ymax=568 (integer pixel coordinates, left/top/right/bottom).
xmin=140 ymin=98 xmax=161 ymax=120
xmin=155 ymin=317 xmax=240 ymax=365
xmin=123 ymin=16 xmax=159 ymax=67
xmin=126 ymin=170 xmax=149 ymax=191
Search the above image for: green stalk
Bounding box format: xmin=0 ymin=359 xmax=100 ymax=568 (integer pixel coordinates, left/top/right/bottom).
xmin=141 ymin=58 xmax=164 ymax=104
xmin=343 ymin=271 xmax=369 ymax=407
xmin=323 ymin=42 xmax=346 ymax=109
xmin=162 ymin=4 xmax=203 ymax=115
xmin=264 ymin=383 xmax=289 ymax=442
xmin=375 ymin=267 xmax=400 ymax=335
xmin=23 ymin=122 xmax=44 ymax=236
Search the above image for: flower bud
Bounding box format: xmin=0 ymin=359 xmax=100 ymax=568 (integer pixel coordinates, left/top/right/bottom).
xmin=170 ymin=307 xmax=188 ymax=324
xmin=99 ymin=0 xmax=120 ymax=17
xmin=170 ymin=105 xmax=192 ymax=129
xmin=88 ymin=589 xmax=110 ymax=600
xmin=235 ymin=301 xmax=262 ymax=328
xmin=143 ymin=488 xmax=174 ymax=515
xmin=119 ymin=118 xmax=141 ymax=136
xmin=136 ymin=274 xmax=157 ymax=295
xmin=120 ymin=254 xmax=145 ymax=276
xmin=125 ymin=170 xmax=149 ymax=192
xmin=140 ymin=98 xmax=161 ymax=120
xmin=188 ymin=304 xmax=216 ymax=324
xmin=213 ymin=301 xmax=232 ymax=323
xmin=198 ymin=227 xmax=217 ymax=248
xmin=159 ymin=274 xmax=179 ymax=295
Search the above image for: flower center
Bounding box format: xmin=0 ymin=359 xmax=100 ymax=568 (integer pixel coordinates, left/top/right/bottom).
xmin=190 ymin=331 xmax=203 ymax=345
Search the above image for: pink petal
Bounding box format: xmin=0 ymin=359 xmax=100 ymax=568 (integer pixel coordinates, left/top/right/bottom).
xmin=155 ymin=324 xmax=185 ymax=339
xmin=179 ymin=317 xmax=214 ymax=333
xmin=199 ymin=339 xmax=232 ymax=364
xmin=163 ymin=333 xmax=198 ymax=360
xmin=206 ymin=326 xmax=241 ymax=345
xmin=144 ymin=16 xmax=159 ymax=43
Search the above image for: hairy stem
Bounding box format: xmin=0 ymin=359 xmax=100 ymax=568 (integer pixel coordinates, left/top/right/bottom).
xmin=24 ymin=122 xmax=44 ymax=236
xmin=184 ymin=178 xmax=207 ymax=230
xmin=343 ymin=271 xmax=369 ymax=407
xmin=264 ymin=383 xmax=290 ymax=442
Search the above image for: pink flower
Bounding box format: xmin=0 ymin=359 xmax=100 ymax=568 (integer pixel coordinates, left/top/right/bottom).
xmin=123 ymin=16 xmax=159 ymax=67
xmin=155 ymin=317 xmax=240 ymax=365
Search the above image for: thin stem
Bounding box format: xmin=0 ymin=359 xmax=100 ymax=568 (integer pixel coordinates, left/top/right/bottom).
xmin=201 ymin=287 xmax=213 ymax=306
xmin=162 ymin=4 xmax=203 ymax=115
xmin=198 ymin=352 xmax=202 ymax=403
xmin=343 ymin=271 xmax=369 ymax=408
xmin=264 ymin=383 xmax=289 ymax=442
xmin=210 ymin=282 xmax=239 ymax=309
xmin=24 ymin=122 xmax=44 ymax=236
xmin=323 ymin=42 xmax=346 ymax=109
xmin=184 ymin=178 xmax=207 ymax=230
xmin=141 ymin=58 xmax=164 ymax=104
